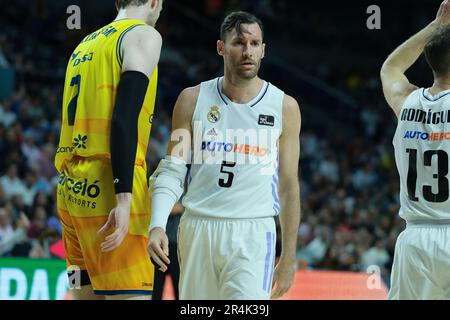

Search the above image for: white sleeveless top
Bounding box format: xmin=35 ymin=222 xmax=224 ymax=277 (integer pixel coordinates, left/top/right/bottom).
xmin=182 ymin=77 xmax=285 ymax=219
xmin=393 ymin=88 xmax=450 ymax=223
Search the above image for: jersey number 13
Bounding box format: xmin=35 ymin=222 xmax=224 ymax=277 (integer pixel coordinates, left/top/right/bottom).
xmin=406 ymin=148 xmax=449 ymax=203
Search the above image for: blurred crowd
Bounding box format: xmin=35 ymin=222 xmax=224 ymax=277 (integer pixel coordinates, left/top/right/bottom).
xmin=0 ymin=0 xmax=437 ymax=288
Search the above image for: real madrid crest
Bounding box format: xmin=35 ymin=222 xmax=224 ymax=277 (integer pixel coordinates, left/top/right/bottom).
xmin=207 ymin=106 xmax=221 ymax=123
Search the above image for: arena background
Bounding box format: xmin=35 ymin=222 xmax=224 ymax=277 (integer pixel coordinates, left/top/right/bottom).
xmin=0 ymin=0 xmax=440 ymax=299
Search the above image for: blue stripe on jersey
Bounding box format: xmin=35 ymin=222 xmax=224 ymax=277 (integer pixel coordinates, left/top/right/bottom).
xmin=216 ymin=78 xmax=228 ymax=105
xmin=250 ymin=82 xmax=270 ymax=108
xmin=263 ymin=232 xmax=272 ymax=292
xmin=267 ymin=232 xmax=276 ymax=293
xmin=272 ymin=172 xmax=279 ymax=184
xmin=271 ymin=172 xmax=280 ymax=214
xmin=273 ymin=202 xmax=280 ymax=213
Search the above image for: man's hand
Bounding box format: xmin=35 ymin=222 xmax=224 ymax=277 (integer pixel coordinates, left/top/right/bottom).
xmin=148 ymin=227 xmax=170 ymax=272
xmin=98 ymin=194 xmax=131 ymax=252
xmin=271 ymin=257 xmax=296 ymax=299
xmin=435 ymin=0 xmax=450 ymax=27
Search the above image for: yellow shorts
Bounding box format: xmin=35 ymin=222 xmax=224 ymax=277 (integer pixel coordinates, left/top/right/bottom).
xmin=57 ymin=157 xmax=154 ymax=296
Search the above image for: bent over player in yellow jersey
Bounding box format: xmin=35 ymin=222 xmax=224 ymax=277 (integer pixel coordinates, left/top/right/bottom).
xmin=55 ymin=0 xmax=163 ymax=300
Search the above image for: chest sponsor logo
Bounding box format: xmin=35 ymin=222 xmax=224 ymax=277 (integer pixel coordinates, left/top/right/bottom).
xmin=258 ymin=114 xmax=274 ymax=127
xmin=403 ymin=130 xmax=450 ymax=141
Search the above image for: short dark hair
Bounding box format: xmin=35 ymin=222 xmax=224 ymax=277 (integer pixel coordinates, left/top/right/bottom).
xmin=424 ymin=24 xmax=450 ymax=78
xmin=220 ymin=11 xmax=264 ymax=42
xmin=116 ymin=0 xmax=149 ymax=9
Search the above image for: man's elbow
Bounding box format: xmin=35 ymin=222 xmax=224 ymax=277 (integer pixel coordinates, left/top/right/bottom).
xmin=380 ymin=61 xmax=392 ymax=79
xmin=279 ymin=180 xmax=300 ymax=198
xmin=380 ymin=63 xmax=397 ymax=87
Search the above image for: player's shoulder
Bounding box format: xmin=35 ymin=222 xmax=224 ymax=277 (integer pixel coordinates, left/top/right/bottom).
xmin=173 ymin=85 xmax=201 ymax=120
xmin=135 ymin=24 xmax=161 ymax=39
xmin=179 ymin=85 xmax=201 ymax=103
xmin=281 ymin=94 xmax=301 ymax=132
xmin=123 ymin=24 xmax=162 ymax=46
xmin=282 ymin=94 xmax=301 ymax=114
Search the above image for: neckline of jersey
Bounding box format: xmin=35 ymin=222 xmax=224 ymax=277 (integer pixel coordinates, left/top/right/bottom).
xmin=422 ymin=87 xmax=450 ymax=101
xmin=216 ymin=77 xmax=269 ymax=107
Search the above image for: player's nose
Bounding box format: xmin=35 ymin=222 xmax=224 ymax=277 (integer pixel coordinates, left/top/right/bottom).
xmin=242 ymin=46 xmax=253 ymax=58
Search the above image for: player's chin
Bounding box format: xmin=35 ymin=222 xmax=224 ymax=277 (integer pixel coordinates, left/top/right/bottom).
xmin=237 ymin=69 xmax=258 ymax=79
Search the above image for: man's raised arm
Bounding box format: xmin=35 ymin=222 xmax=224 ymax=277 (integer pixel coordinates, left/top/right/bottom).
xmin=381 ymin=0 xmax=450 ymax=116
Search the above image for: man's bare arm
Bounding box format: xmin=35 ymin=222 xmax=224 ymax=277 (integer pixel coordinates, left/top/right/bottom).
xmin=99 ymin=25 xmax=162 ymax=252
xmin=271 ymin=94 xmax=301 ymax=299
xmin=381 ymin=0 xmax=450 ymax=116
xmin=148 ymin=86 xmax=199 ymax=271
xmin=121 ymin=25 xmax=162 ymax=78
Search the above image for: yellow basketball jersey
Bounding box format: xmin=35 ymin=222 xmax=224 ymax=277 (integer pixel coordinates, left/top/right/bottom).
xmin=55 ymin=19 xmax=158 ymax=172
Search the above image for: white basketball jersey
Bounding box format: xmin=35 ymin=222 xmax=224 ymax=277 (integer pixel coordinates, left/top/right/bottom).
xmin=182 ymin=77 xmax=284 ymax=219
xmin=393 ymin=88 xmax=450 ymax=223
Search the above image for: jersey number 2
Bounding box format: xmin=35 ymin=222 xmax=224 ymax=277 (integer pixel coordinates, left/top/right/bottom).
xmin=406 ymin=148 xmax=449 ymax=203
xmin=67 ymin=74 xmax=81 ymax=126
xmin=218 ymin=161 xmax=236 ymax=188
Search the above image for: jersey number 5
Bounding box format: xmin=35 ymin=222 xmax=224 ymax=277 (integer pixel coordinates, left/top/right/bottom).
xmin=218 ymin=161 xmax=236 ymax=188
xmin=67 ymin=74 xmax=81 ymax=126
xmin=406 ymin=148 xmax=449 ymax=203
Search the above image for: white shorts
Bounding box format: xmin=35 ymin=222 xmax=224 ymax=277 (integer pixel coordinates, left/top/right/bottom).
xmin=388 ymin=222 xmax=450 ymax=300
xmin=177 ymin=213 xmax=277 ymax=300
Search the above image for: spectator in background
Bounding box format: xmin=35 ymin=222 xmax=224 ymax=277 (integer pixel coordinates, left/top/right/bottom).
xmin=0 ymin=99 xmax=17 ymax=128
xmin=360 ymin=238 xmax=390 ymax=272
xmin=27 ymin=206 xmax=47 ymax=239
xmin=32 ymin=169 xmax=52 ymax=195
xmin=0 ymin=163 xmax=26 ymax=200
xmin=0 ymin=208 xmax=30 ymax=256
xmin=28 ymin=228 xmax=62 ymax=259
xmin=317 ymin=152 xmax=339 ymax=183
xmin=0 ymin=185 xmax=6 ymax=207
xmin=297 ymin=226 xmax=330 ymax=268
xmin=10 ymin=194 xmax=27 ymax=221
xmin=21 ymin=133 xmax=42 ymax=171
xmin=0 ymin=47 xmax=9 ymax=67
xmin=22 ymin=171 xmax=38 ymax=207
xmin=351 ymin=163 xmax=378 ymax=190
xmin=47 ymin=213 xmax=62 ymax=235
xmin=32 ymin=192 xmax=50 ymax=214
xmin=35 ymin=143 xmax=56 ymax=181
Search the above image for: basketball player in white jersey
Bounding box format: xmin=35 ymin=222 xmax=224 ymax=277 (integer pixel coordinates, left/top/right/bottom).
xmin=147 ymin=11 xmax=301 ymax=299
xmin=381 ymin=0 xmax=450 ymax=299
